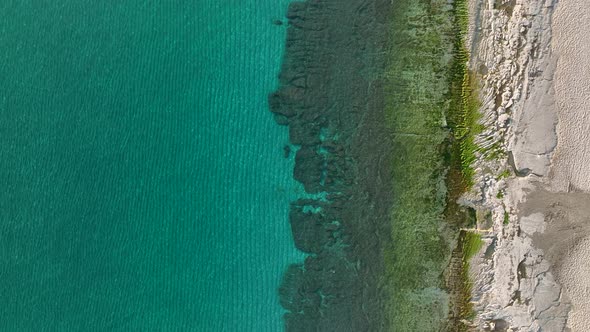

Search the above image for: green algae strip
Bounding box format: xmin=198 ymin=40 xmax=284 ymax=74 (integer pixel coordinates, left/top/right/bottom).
xmin=448 ymin=0 xmax=484 ymax=189
xmin=384 ymin=0 xmax=483 ymax=330
xmin=384 ymin=0 xmax=455 ymax=330
xmin=458 ymin=231 xmax=484 ymax=325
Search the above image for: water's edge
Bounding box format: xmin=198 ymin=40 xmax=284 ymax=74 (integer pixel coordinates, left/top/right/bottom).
xmin=271 ymin=0 xmax=476 ymax=330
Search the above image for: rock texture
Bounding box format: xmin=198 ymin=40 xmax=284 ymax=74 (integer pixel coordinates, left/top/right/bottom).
xmin=464 ymin=0 xmax=574 ymax=330
xmin=470 ymin=0 xmax=559 ymax=179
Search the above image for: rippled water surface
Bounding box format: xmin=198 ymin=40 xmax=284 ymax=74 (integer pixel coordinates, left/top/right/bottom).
xmin=0 ymin=1 xmax=302 ymax=330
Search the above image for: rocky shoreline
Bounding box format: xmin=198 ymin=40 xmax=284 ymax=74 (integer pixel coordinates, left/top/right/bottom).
xmin=270 ymin=0 xmax=590 ymax=330
xmin=271 ymin=0 xmax=510 ymax=329
xmin=462 ymin=0 xmax=587 ymax=330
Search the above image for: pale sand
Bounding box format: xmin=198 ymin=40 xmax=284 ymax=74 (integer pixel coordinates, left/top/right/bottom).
xmin=550 ymin=0 xmax=590 ymax=193
xmin=559 ymin=237 xmax=590 ymax=331
xmin=521 ymin=190 xmax=590 ymax=332
xmin=549 ymin=0 xmax=590 ymax=330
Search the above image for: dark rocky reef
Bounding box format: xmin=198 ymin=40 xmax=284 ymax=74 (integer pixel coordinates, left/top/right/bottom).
xmin=270 ymin=0 xmax=394 ymax=330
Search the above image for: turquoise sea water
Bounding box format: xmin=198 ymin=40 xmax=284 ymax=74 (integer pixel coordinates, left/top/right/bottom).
xmin=0 ymin=1 xmax=302 ymax=330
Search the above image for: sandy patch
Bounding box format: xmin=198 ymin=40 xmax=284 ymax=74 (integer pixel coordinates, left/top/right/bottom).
xmin=520 ymin=190 xmax=590 ymax=331
xmin=550 ymin=0 xmax=590 ymax=192
xmin=548 ymin=0 xmax=590 ymax=330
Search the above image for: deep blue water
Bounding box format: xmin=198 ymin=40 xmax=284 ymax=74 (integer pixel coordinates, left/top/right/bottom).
xmin=0 ymin=1 xmax=302 ymax=330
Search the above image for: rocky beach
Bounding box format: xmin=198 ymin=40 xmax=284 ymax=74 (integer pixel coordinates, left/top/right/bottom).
xmin=270 ymin=0 xmax=590 ymax=330
xmin=465 ymin=0 xmax=590 ymax=330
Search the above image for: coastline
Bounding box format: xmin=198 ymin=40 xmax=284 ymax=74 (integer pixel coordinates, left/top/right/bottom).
xmin=272 ymin=0 xmax=590 ymax=330
xmin=466 ymin=0 xmax=590 ymax=330
xmin=463 ymin=0 xmax=566 ymax=329
xmin=273 ymin=0 xmax=476 ymax=330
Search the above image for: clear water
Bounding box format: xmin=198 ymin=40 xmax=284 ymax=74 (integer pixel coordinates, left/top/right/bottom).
xmin=0 ymin=1 xmax=302 ymax=330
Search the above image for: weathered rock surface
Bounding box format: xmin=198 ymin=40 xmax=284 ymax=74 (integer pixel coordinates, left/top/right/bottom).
xmin=465 ymin=0 xmax=573 ymax=330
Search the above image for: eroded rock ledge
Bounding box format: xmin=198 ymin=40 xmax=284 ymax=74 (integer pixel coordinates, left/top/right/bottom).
xmin=464 ymin=0 xmax=571 ymax=330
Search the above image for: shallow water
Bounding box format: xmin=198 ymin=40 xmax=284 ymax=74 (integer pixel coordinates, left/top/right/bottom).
xmin=0 ymin=1 xmax=302 ymax=330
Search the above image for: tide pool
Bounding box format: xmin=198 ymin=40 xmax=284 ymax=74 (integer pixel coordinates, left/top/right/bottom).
xmin=0 ymin=1 xmax=301 ymax=330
